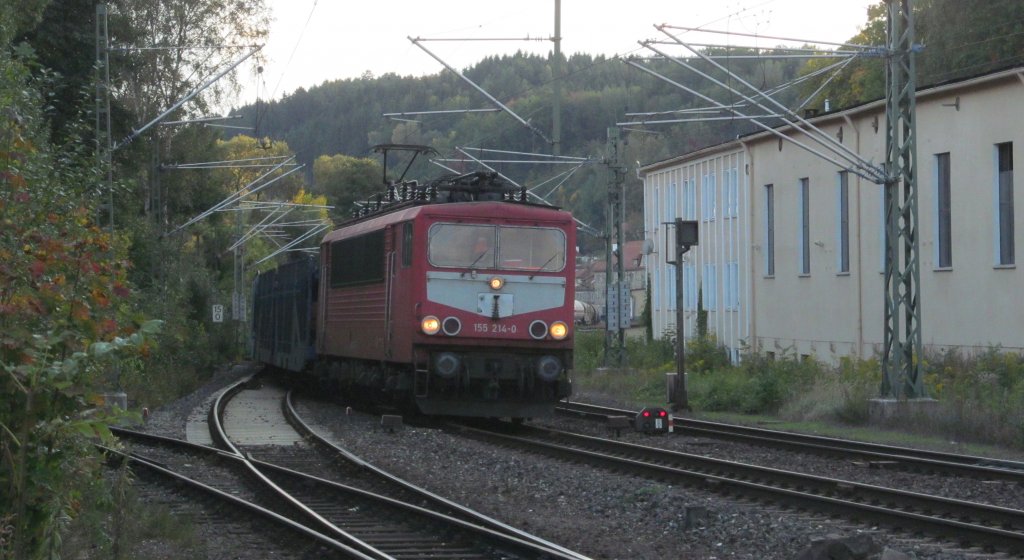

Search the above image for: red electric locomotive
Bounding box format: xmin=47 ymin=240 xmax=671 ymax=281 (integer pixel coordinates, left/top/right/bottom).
xmin=253 ymin=169 xmax=575 ymax=418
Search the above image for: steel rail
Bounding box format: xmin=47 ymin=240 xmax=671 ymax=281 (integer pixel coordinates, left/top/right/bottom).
xmin=116 ymin=424 xmax=580 ymax=560
xmin=209 ymin=377 xmax=396 ymax=559
xmin=556 ymin=401 xmax=1024 ymax=481
xmin=99 ymin=444 xmax=372 ymax=559
xmin=251 ymin=456 xmax=584 ymax=560
xmin=207 ymin=376 xmax=583 ymax=559
xmin=450 ymin=422 xmax=1024 ymax=554
xmin=283 ymin=391 xmax=590 ymax=560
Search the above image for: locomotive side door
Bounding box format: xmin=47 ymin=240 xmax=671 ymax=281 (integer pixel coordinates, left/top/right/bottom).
xmin=383 ymin=225 xmax=396 ymax=359
xmin=316 ymin=242 xmax=329 ymax=353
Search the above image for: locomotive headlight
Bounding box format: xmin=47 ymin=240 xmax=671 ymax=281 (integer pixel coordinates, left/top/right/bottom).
xmin=488 ymin=276 xmax=504 ymax=290
xmin=549 ymin=321 xmax=568 ymax=340
xmin=529 ymin=320 xmax=548 ymax=340
xmin=536 ymin=355 xmax=562 ymax=382
xmin=421 ymin=315 xmax=441 ymax=335
xmin=442 ymin=316 xmax=462 ymax=336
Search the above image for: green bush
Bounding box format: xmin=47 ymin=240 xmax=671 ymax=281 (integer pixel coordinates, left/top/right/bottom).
xmin=686 ymin=351 xmax=824 ymax=415
xmin=687 ymin=334 xmax=732 ymax=373
xmin=625 ymin=336 xmax=675 ymax=371
xmin=572 ymin=331 xmax=605 ymax=373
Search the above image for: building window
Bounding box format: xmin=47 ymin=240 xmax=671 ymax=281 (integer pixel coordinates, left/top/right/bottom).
xmin=702 ymin=172 xmax=717 ymax=221
xmin=701 ymin=174 xmax=709 ymax=221
xmin=725 ymin=167 xmax=739 ymax=218
xmin=684 ymin=177 xmax=697 ymax=220
xmin=684 ymin=264 xmax=696 ymax=310
xmin=935 ymin=153 xmax=952 ymax=268
xmin=702 ymin=263 xmax=717 ymax=311
xmin=724 ymin=261 xmax=739 ymax=310
xmin=799 ymin=178 xmax=810 ymax=275
xmin=837 ymin=172 xmax=850 ymax=273
xmin=652 ymin=184 xmax=659 ymax=238
xmin=665 ymin=181 xmax=677 ymax=223
xmin=997 ymin=142 xmax=1014 ymax=265
xmin=765 ymin=184 xmax=775 ymax=276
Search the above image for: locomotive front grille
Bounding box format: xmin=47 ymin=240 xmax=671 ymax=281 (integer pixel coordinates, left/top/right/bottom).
xmin=413 ymin=346 xmax=573 ymax=416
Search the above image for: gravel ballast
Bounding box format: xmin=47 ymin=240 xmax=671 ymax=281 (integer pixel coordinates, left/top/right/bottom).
xmin=139 ymin=366 xmax=1014 ymax=560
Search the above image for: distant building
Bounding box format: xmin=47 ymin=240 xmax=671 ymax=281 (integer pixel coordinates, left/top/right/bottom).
xmin=578 ymin=240 xmax=647 ymax=325
xmin=642 ymin=66 xmax=1024 ymax=363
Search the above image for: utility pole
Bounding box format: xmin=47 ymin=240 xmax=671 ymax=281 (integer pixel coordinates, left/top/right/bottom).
xmin=881 ymin=0 xmax=924 ymax=399
xmin=668 ymin=219 xmax=698 ymax=411
xmin=603 ymin=127 xmax=627 ymax=367
xmin=233 ymin=214 xmax=246 ymax=355
xmin=551 ymin=0 xmax=562 ymax=156
xmin=95 ymin=4 xmax=113 ymax=234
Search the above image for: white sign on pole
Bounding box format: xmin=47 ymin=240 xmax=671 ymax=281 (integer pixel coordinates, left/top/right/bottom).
xmin=619 ymin=286 xmax=632 ymax=329
xmin=212 ymin=304 xmax=224 ymax=323
xmin=606 ymin=284 xmax=618 ymax=332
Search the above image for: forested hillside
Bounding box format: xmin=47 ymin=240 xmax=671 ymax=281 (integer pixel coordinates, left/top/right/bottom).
xmin=238 ymin=51 xmax=807 ymax=245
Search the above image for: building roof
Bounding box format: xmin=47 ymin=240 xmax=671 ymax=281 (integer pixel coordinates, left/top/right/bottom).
xmin=638 ymin=64 xmax=1024 ymax=175
xmin=590 ymin=240 xmax=646 ymax=273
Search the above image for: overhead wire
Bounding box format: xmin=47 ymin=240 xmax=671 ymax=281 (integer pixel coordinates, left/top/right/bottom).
xmin=256 ymin=0 xmax=319 ymax=143
xmin=267 ymin=0 xmax=319 ymax=102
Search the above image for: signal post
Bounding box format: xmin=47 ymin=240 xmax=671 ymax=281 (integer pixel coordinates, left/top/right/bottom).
xmin=666 ymin=218 xmax=698 ymax=412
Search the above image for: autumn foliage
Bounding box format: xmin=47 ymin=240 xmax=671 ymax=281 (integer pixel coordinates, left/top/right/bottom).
xmin=0 ymin=48 xmax=154 ymax=559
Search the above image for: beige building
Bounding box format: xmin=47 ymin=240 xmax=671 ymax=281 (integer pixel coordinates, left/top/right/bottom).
xmin=641 ymin=66 xmax=1024 ymax=363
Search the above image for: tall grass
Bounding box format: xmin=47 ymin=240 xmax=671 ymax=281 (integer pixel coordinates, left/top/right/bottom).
xmin=923 ymin=348 xmax=1024 ymax=446
xmin=571 ymin=334 xmax=1024 ymax=449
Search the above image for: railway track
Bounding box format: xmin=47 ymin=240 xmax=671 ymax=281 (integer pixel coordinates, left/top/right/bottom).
xmin=112 ymin=374 xmax=588 ymax=560
xmin=556 ymin=401 xmax=1024 ymax=482
xmin=103 ymin=435 xmax=367 ymax=559
xmin=450 ymin=419 xmax=1024 ymax=554
xmin=283 ymin=390 xmax=589 ymax=560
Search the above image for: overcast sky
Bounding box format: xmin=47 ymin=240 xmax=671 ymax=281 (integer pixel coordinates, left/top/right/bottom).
xmin=238 ymin=0 xmax=877 ymax=104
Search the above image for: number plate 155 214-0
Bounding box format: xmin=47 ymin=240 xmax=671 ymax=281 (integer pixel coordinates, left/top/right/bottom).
xmin=472 ymin=322 xmax=519 ymax=335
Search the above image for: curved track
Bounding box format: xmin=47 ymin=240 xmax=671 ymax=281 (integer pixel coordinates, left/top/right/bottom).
xmin=104 ymin=433 xmax=369 ymax=559
xmin=283 ymin=391 xmax=590 ymax=560
xmin=115 ymin=373 xmax=587 ymax=560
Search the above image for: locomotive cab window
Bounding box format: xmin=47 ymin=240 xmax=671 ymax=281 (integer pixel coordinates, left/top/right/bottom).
xmin=428 ymin=223 xmax=565 ymax=272
xmin=498 ymin=226 xmax=565 ymax=271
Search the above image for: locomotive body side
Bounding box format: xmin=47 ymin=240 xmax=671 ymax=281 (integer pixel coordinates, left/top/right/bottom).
xmin=318 ymin=200 xmax=575 ymax=417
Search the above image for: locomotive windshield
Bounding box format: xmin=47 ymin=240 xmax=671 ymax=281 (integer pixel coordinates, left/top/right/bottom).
xmin=428 ymin=223 xmax=566 ymax=272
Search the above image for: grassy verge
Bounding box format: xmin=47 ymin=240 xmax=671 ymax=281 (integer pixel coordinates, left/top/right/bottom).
xmin=59 ymin=470 xmax=203 ymax=560
xmin=696 ymin=411 xmax=1024 ymax=461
